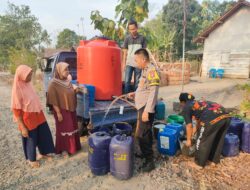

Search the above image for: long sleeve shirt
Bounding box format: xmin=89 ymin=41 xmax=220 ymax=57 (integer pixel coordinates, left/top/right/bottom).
xmin=135 ymin=63 xmax=160 ymax=113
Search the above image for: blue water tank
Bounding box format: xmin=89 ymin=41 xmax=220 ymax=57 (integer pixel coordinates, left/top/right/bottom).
xmin=227 ymin=117 xmax=244 ymax=144
xmin=113 ymin=122 xmax=132 ymax=136
xmin=242 ymin=122 xmax=250 ymax=153
xmin=76 ymin=87 xmax=89 ymax=119
xmin=155 ymin=100 xmax=166 ymax=120
xmin=110 ymin=135 xmax=133 ymax=180
xmin=85 ymin=85 xmax=95 ymax=107
xmin=157 ymin=128 xmax=178 ymax=156
xmin=88 ymin=132 xmax=112 ymax=175
xmin=222 ymin=133 xmax=239 ymax=157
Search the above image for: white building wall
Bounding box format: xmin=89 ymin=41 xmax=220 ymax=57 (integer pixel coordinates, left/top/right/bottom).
xmin=202 ymin=6 xmax=250 ymax=78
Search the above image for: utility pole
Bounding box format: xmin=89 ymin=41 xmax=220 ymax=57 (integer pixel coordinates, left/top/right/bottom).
xmin=80 ymin=17 xmax=84 ymax=37
xmin=77 ymin=24 xmax=80 ymax=36
xmin=181 ymin=0 xmax=187 ymax=92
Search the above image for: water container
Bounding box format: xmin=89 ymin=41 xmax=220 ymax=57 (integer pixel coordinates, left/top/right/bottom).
xmin=155 ymin=100 xmax=166 ymax=120
xmin=88 ymin=126 xmax=114 ymax=136
xmin=167 ymin=114 xmax=184 ymax=124
xmin=71 ymin=80 xmax=78 ymax=85
xmin=153 ymin=123 xmax=166 ymax=139
xmin=166 ymin=123 xmax=184 ymax=138
xmin=222 ymin=133 xmax=239 ymax=157
xmin=227 ymin=117 xmax=244 ymax=144
xmin=113 ymin=122 xmax=132 ymax=136
xmin=76 ymin=87 xmax=89 ymax=119
xmin=179 ymin=136 xmax=196 ymax=157
xmin=216 ymin=69 xmax=224 ymax=79
xmin=157 ymin=128 xmax=178 ymax=156
xmin=209 ymin=68 xmax=216 ymax=78
xmin=110 ymin=135 xmax=133 ymax=180
xmin=85 ymin=85 xmax=95 ymax=107
xmin=77 ymin=39 xmax=122 ymax=100
xmin=88 ymin=132 xmax=112 ymax=175
xmin=241 ymin=122 xmax=250 ymax=153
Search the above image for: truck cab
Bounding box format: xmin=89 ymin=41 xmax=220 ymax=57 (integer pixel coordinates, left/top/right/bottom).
xmin=42 ymin=51 xmax=77 ymax=93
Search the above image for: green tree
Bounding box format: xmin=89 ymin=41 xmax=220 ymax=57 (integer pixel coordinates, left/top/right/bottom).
xmin=90 ymin=0 xmax=149 ymax=42
xmin=162 ymin=0 xmax=202 ymax=58
xmin=56 ymin=28 xmax=84 ymax=48
xmin=0 ymin=3 xmax=51 ymax=69
xmin=8 ymin=48 xmax=37 ymax=74
xmin=200 ymin=0 xmax=235 ymax=29
xmin=90 ymin=11 xmax=118 ymax=39
xmin=144 ymin=13 xmax=176 ymax=61
xmin=115 ymin=0 xmax=149 ymax=26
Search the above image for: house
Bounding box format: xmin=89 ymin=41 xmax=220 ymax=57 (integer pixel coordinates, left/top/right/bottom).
xmin=194 ymin=0 xmax=250 ymax=78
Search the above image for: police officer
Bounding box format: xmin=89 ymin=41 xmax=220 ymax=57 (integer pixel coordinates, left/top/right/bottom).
xmin=128 ymin=48 xmax=160 ymax=172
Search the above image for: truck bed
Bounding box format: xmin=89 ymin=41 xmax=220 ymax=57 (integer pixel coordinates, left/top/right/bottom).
xmin=89 ymin=100 xmax=137 ymax=127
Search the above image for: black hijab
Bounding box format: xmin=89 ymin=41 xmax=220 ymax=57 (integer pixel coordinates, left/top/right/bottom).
xmin=179 ymin=93 xmax=195 ymax=102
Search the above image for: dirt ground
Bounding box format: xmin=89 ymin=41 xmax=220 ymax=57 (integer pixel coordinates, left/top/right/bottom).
xmin=0 ymin=72 xmax=250 ymax=190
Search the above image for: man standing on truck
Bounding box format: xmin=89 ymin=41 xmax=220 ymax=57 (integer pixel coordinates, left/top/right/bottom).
xmin=128 ymin=48 xmax=160 ymax=172
xmin=122 ymin=20 xmax=147 ymax=93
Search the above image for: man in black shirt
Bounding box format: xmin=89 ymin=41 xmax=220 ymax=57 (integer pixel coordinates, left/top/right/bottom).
xmin=179 ymin=93 xmax=231 ymax=168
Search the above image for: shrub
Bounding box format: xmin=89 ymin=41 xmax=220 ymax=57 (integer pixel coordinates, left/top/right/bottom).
xmin=8 ymin=48 xmax=37 ymax=74
xmin=239 ymin=83 xmax=250 ymax=119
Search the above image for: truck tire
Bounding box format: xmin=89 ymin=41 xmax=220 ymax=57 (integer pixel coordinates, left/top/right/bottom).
xmin=77 ymin=117 xmax=89 ymax=136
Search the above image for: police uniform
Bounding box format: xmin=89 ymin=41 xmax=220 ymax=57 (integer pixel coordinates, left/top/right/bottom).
xmin=135 ymin=63 xmax=160 ymax=163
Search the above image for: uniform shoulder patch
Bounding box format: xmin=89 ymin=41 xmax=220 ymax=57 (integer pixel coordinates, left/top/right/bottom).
xmin=147 ymin=68 xmax=160 ymax=86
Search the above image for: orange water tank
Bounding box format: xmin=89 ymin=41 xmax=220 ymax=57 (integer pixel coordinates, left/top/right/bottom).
xmin=77 ymin=39 xmax=122 ymax=100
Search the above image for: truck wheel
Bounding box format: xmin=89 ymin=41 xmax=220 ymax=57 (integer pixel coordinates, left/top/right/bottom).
xmin=77 ymin=117 xmax=90 ymax=136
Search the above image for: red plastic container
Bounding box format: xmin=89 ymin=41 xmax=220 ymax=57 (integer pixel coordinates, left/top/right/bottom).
xmin=77 ymin=39 xmax=122 ymax=100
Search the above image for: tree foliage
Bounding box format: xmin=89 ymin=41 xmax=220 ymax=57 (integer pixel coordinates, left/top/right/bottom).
xmin=8 ymin=48 xmax=37 ymax=74
xmin=156 ymin=0 xmax=236 ymax=59
xmin=90 ymin=11 xmax=122 ymax=40
xmin=200 ymin=0 xmax=235 ymax=30
xmin=90 ymin=0 xmax=149 ymax=42
xmin=144 ymin=13 xmax=176 ymax=61
xmin=56 ymin=28 xmax=84 ymax=49
xmin=0 ymin=3 xmax=50 ymax=70
xmin=115 ymin=0 xmax=149 ymax=27
xmin=240 ymin=84 xmax=250 ymax=119
xmin=162 ymin=0 xmax=203 ymax=58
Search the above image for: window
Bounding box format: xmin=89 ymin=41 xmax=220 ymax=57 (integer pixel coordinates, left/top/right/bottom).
xmin=44 ymin=58 xmax=55 ymax=72
xmin=58 ymin=53 xmax=77 ymax=80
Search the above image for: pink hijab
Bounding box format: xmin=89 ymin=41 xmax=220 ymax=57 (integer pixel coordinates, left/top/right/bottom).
xmin=11 ymin=65 xmax=42 ymax=113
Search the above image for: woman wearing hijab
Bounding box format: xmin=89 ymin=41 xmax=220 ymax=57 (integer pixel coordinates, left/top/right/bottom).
xmin=179 ymin=93 xmax=231 ymax=169
xmin=11 ymin=65 xmax=55 ymax=168
xmin=47 ymin=62 xmax=81 ymax=156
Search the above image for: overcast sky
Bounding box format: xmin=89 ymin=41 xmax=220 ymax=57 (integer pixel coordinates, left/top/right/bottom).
xmin=0 ymin=0 xmax=230 ymax=45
